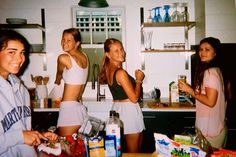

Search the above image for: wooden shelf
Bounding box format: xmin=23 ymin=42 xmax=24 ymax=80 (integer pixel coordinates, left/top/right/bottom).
xmin=142 ymin=21 xmax=196 ymax=30
xmin=0 ymin=24 xmax=45 ymax=31
xmin=141 ymin=49 xmax=195 ymax=53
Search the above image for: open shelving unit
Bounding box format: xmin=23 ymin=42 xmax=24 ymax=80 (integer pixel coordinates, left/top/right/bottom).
xmin=0 ymin=9 xmax=46 ymax=54
xmin=140 ymin=21 xmax=196 ymax=70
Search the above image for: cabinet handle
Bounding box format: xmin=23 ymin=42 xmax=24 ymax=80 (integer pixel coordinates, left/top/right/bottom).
xmin=184 ymin=117 xmax=195 ymax=119
xmin=184 ymin=126 xmax=195 ymax=129
xmin=144 ymin=115 xmax=156 ymax=119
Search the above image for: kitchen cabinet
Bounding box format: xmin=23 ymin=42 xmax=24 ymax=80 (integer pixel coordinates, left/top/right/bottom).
xmin=140 ymin=21 xmax=196 ymax=70
xmin=0 ymin=9 xmax=46 ymax=54
xmin=225 ymin=100 xmax=236 ymax=150
xmin=31 ymin=101 xmax=112 ymax=132
xmin=32 ymin=110 xmax=58 ymax=132
xmin=141 ymin=111 xmax=196 ymax=153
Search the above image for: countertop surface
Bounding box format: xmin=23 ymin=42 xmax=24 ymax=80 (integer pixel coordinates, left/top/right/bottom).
xmin=141 ymin=100 xmax=196 ymax=112
xmin=33 ymin=99 xmax=195 ymax=112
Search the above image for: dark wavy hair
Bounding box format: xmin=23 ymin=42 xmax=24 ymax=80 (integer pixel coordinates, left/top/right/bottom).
xmin=193 ymin=37 xmax=223 ymax=93
xmin=0 ymin=30 xmax=30 ymax=76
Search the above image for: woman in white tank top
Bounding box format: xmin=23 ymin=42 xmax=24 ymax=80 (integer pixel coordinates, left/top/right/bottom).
xmin=54 ymin=28 xmax=89 ymax=137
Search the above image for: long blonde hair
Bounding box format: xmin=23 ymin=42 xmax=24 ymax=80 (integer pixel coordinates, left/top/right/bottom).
xmin=100 ymin=38 xmax=122 ymax=84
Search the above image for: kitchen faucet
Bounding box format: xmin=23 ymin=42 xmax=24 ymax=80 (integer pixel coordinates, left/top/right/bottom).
xmin=92 ymin=63 xmax=105 ymax=101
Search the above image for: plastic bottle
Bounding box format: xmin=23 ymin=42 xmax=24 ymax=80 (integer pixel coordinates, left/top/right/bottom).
xmin=114 ymin=112 xmax=123 ymax=157
xmin=105 ymin=110 xmax=121 ymax=157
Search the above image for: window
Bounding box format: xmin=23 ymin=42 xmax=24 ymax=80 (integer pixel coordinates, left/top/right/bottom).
xmin=72 ymin=6 xmax=125 ymax=81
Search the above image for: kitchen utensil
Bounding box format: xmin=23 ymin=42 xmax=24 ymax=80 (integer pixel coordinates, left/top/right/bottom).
xmin=36 ymin=85 xmax=48 ymax=99
xmin=43 ymin=76 xmax=49 ymax=85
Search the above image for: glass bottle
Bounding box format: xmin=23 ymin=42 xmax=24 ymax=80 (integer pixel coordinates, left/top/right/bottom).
xmin=182 ymin=6 xmax=189 ymax=22
xmin=180 ymin=3 xmax=189 ymax=22
xmin=105 ymin=110 xmax=121 ymax=157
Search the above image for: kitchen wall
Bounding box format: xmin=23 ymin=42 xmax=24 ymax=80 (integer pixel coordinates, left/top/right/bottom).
xmin=0 ymin=0 xmax=235 ymax=99
xmin=195 ymin=0 xmax=236 ymax=43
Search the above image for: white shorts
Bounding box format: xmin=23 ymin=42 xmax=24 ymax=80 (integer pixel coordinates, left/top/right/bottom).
xmin=206 ymin=125 xmax=227 ymax=149
xmin=57 ymin=101 xmax=87 ymax=127
xmin=112 ymin=102 xmax=145 ymax=134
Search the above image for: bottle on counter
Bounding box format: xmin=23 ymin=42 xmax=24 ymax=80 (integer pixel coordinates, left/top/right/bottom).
xmin=114 ymin=112 xmax=123 ymax=157
xmin=169 ymin=81 xmax=179 ymax=105
xmin=105 ymin=110 xmax=122 ymax=157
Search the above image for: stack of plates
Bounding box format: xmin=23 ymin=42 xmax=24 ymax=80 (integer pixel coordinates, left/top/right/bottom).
xmin=6 ymin=18 xmax=27 ymax=24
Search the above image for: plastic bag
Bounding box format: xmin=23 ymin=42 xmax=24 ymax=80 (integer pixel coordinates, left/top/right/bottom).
xmin=192 ymin=127 xmax=213 ymax=155
xmin=78 ymin=116 xmax=105 ymax=137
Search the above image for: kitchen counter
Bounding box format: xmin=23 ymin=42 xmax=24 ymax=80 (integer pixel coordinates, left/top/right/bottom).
xmin=33 ymin=99 xmax=196 ymax=112
xmin=141 ymin=100 xmax=196 ymax=112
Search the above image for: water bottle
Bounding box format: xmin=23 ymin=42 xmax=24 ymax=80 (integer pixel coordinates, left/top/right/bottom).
xmin=114 ymin=112 xmax=123 ymax=157
xmin=105 ymin=110 xmax=122 ymax=157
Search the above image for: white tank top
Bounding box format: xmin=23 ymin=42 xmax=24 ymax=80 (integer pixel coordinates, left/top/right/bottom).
xmin=62 ymin=55 xmax=88 ymax=85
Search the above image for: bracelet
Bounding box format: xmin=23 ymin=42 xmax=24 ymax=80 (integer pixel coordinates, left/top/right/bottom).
xmin=136 ymin=80 xmax=143 ymax=84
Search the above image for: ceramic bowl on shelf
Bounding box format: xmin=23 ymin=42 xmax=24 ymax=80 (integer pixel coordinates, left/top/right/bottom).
xmin=6 ymin=18 xmax=27 ymax=24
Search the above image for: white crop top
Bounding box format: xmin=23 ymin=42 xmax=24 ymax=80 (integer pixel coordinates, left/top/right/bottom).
xmin=62 ymin=55 xmax=88 ymax=85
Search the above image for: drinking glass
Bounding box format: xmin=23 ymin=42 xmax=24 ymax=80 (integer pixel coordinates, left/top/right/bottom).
xmin=152 ymin=8 xmax=157 ymax=22
xmin=156 ymin=7 xmax=162 ymax=22
xmin=178 ymin=75 xmax=187 ymax=95
xmin=143 ymin=30 xmax=153 ymax=50
xmin=163 ymin=5 xmax=171 ymax=22
xmin=147 ymin=9 xmax=152 ymax=22
xmin=171 ymin=3 xmax=181 ymax=22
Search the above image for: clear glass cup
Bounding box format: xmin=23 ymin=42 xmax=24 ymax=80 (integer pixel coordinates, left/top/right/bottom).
xmin=143 ymin=30 xmax=153 ymax=50
xmin=171 ymin=3 xmax=181 ymax=22
xmin=147 ymin=9 xmax=152 ymax=22
xmin=178 ymin=75 xmax=187 ymax=95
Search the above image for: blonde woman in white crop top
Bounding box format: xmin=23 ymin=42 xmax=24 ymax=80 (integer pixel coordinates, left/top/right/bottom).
xmin=54 ymin=28 xmax=89 ymax=137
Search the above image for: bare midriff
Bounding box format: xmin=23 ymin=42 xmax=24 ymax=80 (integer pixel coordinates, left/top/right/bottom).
xmin=62 ymin=83 xmax=85 ymax=101
xmin=113 ymin=99 xmax=130 ymax=102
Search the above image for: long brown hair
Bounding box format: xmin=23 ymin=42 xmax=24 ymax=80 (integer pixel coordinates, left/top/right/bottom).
xmin=193 ymin=37 xmax=223 ymax=93
xmin=100 ymin=38 xmax=122 ymax=84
